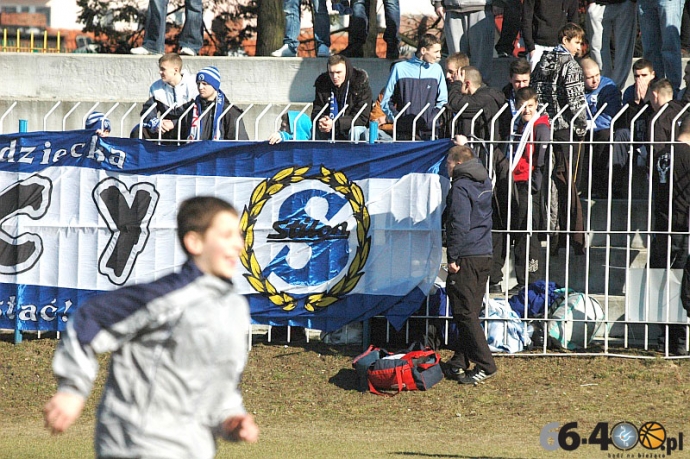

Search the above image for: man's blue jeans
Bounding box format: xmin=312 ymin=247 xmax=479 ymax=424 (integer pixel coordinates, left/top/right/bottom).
xmin=638 ymin=0 xmax=683 ymax=91
xmin=349 ymin=0 xmax=400 ymax=53
xmin=142 ymin=0 xmax=204 ymax=54
xmin=282 ymin=0 xmax=330 ymax=52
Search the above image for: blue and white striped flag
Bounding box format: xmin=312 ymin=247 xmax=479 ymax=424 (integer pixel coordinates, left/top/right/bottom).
xmin=0 ymin=131 xmax=450 ymax=332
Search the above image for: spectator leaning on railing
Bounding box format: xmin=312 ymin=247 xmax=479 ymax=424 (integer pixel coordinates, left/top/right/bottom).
xmin=131 ymin=53 xmax=198 ymax=140
xmin=380 ymin=34 xmax=447 ymax=140
xmin=311 ymin=55 xmax=372 ymax=140
xmin=179 ymin=66 xmax=249 ymax=141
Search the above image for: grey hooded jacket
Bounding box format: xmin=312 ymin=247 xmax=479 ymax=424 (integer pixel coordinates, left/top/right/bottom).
xmin=52 ymin=260 xmax=250 ymax=459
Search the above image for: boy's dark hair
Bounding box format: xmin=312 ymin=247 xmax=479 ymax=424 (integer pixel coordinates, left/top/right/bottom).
xmin=447 ymin=145 xmax=475 ymax=163
xmin=558 ymin=23 xmax=585 ymax=43
xmin=632 ymin=58 xmax=654 ymax=73
xmin=650 ymin=78 xmax=673 ymax=98
xmin=177 ymin=196 xmax=238 ymax=256
xmin=509 ymin=58 xmax=531 ymax=77
xmin=516 ymin=87 xmax=538 ymax=105
xmin=417 ymin=34 xmax=441 ymax=54
xmin=328 ymin=54 xmax=347 ymax=67
xmin=159 ymin=52 xmax=183 ymax=70
xmin=462 ymin=66 xmax=482 ymax=88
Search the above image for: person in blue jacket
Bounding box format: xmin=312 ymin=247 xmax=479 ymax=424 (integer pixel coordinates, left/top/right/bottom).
xmin=268 ymin=110 xmax=313 ymax=144
xmin=581 ymin=57 xmax=625 ymax=198
xmin=380 ymin=33 xmax=448 ymax=140
xmin=443 ymin=144 xmax=497 ymax=385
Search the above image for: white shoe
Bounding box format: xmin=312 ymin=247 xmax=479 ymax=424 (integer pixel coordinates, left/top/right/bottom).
xmin=179 ymin=47 xmax=196 ymax=56
xmin=130 ymin=46 xmax=152 ymax=55
xmin=317 ymin=44 xmax=332 ymax=57
xmin=271 ymin=44 xmax=296 ymax=57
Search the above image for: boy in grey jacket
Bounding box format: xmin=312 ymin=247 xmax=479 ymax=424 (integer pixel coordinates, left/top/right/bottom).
xmin=44 ymin=196 xmax=259 ymax=458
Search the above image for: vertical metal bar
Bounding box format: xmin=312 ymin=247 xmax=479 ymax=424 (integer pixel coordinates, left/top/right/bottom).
xmin=43 ymin=101 xmax=62 ymax=131
xmin=254 ymin=103 xmax=274 ymax=140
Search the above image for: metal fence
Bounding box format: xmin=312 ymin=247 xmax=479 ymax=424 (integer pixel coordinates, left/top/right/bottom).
xmin=1 ymin=98 xmax=689 ymax=358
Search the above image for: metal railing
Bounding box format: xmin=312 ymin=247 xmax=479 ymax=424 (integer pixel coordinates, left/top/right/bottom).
xmin=2 ymin=98 xmax=689 ymax=357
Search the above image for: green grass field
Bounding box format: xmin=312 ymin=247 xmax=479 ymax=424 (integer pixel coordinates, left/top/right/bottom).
xmin=1 ymin=332 xmax=689 ymax=459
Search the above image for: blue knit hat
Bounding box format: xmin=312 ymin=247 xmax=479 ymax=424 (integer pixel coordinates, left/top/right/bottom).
xmin=196 ymin=66 xmax=221 ymax=91
xmin=85 ymin=112 xmax=111 ymax=132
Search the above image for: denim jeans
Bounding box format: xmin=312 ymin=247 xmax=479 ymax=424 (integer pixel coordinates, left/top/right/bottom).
xmin=142 ymin=0 xmax=204 ymax=53
xmin=638 ymin=0 xmax=684 ymax=91
xmin=349 ymin=0 xmax=400 ymax=52
xmin=282 ymin=0 xmax=330 ymax=52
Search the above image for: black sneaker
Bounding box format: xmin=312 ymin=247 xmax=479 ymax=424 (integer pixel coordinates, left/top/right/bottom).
xmin=488 ymin=283 xmax=502 ymax=294
xmin=508 ymin=285 xmax=523 ymax=296
xmin=458 ymin=368 xmax=496 ymax=385
xmin=442 ymin=364 xmax=466 ymax=381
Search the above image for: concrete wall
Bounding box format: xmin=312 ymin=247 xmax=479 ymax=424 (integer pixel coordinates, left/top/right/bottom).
xmin=0 ymin=52 xmax=517 ymax=104
xmin=0 ymin=52 xmax=511 ymax=137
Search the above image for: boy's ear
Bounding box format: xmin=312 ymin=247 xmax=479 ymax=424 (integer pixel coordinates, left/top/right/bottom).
xmin=183 ymin=231 xmax=204 ymax=256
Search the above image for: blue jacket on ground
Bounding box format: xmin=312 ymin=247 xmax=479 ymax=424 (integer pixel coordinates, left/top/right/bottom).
xmin=380 ymin=55 xmax=448 ymax=133
xmin=445 ymin=157 xmax=493 ymax=262
xmin=585 ymin=75 xmax=621 ymax=132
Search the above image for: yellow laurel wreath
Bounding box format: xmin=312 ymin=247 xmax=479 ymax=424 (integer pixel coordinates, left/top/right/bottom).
xmin=240 ymin=165 xmax=371 ymax=312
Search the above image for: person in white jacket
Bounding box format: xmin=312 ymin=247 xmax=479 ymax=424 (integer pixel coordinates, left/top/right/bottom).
xmin=44 ymin=196 xmax=259 ymax=458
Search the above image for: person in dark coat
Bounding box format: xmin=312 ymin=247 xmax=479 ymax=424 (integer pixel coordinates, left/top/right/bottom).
xmin=312 ymin=55 xmax=373 ymax=140
xmin=443 ymin=144 xmax=497 ymax=385
xmin=448 ymin=66 xmax=506 ymax=141
xmin=180 ymin=66 xmax=249 ymax=141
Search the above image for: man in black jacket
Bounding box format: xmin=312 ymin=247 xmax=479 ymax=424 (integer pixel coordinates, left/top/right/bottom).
xmin=444 ymin=144 xmax=497 ymax=385
xmin=448 ymin=66 xmax=506 ymax=141
xmin=312 ymin=55 xmax=373 ymax=140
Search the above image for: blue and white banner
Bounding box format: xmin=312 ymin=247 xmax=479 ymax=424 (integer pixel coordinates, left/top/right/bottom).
xmin=0 ymin=131 xmax=449 ymax=333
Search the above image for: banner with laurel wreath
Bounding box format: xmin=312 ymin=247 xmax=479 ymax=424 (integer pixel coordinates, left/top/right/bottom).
xmin=0 ymin=131 xmax=450 ymax=333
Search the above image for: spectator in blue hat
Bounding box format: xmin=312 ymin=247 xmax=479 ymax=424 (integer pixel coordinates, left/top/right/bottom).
xmin=85 ymin=112 xmax=111 ymax=137
xmin=180 ymin=66 xmax=249 ymax=141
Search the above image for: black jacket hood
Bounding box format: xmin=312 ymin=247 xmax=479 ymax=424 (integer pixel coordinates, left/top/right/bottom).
xmin=452 ymin=157 xmax=488 ymax=182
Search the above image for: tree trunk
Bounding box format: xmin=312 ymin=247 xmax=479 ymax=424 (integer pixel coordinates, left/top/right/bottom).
xmin=363 ymin=0 xmax=377 ymax=57
xmin=256 ymin=0 xmax=284 ymax=56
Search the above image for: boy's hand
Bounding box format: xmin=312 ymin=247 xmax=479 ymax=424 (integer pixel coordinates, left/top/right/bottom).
xmin=453 ymin=134 xmax=468 ymax=146
xmin=267 ymin=132 xmax=283 ymax=144
xmin=160 ymin=119 xmax=174 ymax=133
xmin=318 ymin=117 xmax=333 ymax=133
xmin=44 ymin=392 xmax=85 ymax=435
xmin=222 ymin=413 xmax=259 ymax=443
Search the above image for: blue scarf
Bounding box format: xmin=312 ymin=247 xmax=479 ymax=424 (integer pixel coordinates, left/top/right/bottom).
xmin=188 ymin=90 xmax=226 ymax=140
xmin=329 ymin=81 xmax=350 ymax=119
